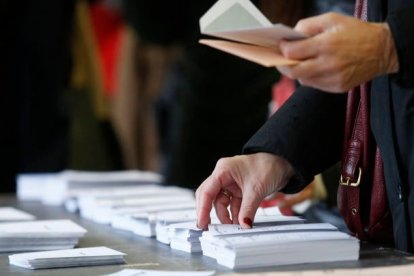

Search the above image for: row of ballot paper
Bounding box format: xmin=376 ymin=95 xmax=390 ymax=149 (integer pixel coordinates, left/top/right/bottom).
xmin=0 ymin=219 xmax=86 ymax=253
xmin=15 ymin=171 xmax=359 ymax=270
xmin=0 ymin=208 xmax=127 ymax=269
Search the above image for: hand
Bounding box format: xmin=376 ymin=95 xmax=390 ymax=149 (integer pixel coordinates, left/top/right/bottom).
xmin=196 ymin=153 xmax=295 ymax=229
xmin=277 ymin=13 xmax=399 ymax=93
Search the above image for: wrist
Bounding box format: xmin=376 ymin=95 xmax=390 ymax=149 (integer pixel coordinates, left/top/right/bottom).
xmin=271 ymin=154 xmax=295 ymax=190
xmin=378 ymin=22 xmax=399 ymax=74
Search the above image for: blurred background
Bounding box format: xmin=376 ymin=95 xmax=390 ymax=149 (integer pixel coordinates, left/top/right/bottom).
xmin=0 ymin=0 xmax=353 ymax=229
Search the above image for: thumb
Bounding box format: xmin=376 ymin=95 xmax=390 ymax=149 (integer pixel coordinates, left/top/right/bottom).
xmin=294 ymin=13 xmax=336 ymax=37
xmin=238 ymin=186 xmax=263 ymax=229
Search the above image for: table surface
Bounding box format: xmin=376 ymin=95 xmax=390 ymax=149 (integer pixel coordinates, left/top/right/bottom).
xmin=0 ymin=195 xmax=413 ymax=276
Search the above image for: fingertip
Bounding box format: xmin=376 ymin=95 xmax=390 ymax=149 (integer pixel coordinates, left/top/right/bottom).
xmin=243 ymin=217 xmax=253 ymax=228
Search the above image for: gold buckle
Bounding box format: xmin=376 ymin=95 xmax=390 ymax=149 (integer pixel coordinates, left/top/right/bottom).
xmin=339 ymin=167 xmax=362 ymax=187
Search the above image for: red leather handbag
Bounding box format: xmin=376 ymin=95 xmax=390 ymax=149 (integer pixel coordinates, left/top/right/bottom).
xmin=338 ymin=82 xmax=393 ymax=244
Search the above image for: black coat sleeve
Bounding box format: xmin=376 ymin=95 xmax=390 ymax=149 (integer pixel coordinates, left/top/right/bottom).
xmin=387 ymin=6 xmax=414 ymax=87
xmin=243 ymin=86 xmax=347 ymax=194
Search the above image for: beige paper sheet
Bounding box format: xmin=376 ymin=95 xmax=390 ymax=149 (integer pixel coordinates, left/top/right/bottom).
xmin=199 ymin=39 xmax=298 ymax=67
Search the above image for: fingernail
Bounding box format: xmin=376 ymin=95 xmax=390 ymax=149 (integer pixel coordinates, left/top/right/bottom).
xmin=243 ymin=217 xmax=253 ymax=228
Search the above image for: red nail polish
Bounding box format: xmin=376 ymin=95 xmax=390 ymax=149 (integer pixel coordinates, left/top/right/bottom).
xmin=243 ymin=217 xmax=253 ymax=228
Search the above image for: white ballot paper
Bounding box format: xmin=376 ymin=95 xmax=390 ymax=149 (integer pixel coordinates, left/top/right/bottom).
xmin=0 ymin=220 xmax=87 ymax=253
xmin=207 ymin=230 xmax=359 ymax=269
xmin=168 ymin=221 xmax=206 ymax=253
xmin=9 ymin=246 xmax=126 ymax=269
xmin=207 ymin=222 xmax=337 ymax=236
xmin=104 ymin=268 xmax=215 ymax=276
xmin=199 ymin=0 xmax=306 ymax=67
xmin=0 ymin=207 xmax=35 ymax=221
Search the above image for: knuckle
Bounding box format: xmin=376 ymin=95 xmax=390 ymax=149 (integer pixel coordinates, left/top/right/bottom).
xmin=299 ymin=78 xmax=311 ymax=87
xmin=251 ymin=182 xmax=266 ymax=199
xmin=215 ymin=157 xmax=230 ymax=170
xmin=295 ymin=19 xmax=307 ymax=31
xmin=326 ymin=12 xmax=337 ymax=21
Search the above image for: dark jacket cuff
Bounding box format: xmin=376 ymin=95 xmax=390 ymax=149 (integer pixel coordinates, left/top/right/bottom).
xmin=387 ymin=7 xmax=414 ymax=87
xmin=243 ymin=86 xmax=347 ymax=194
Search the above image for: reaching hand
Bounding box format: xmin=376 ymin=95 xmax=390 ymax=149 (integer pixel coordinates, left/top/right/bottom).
xmin=277 ymin=13 xmax=399 ymax=93
xmin=195 ymin=153 xmax=295 ymax=229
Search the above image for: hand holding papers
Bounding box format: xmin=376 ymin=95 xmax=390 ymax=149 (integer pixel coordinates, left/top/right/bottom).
xmin=199 ymin=0 xmax=305 ymax=67
xmin=9 ymin=247 xmax=126 ymax=269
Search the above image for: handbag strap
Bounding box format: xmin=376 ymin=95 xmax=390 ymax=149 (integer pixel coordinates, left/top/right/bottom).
xmin=340 ymin=84 xmax=371 ymax=240
xmin=339 ymin=0 xmax=370 ymax=240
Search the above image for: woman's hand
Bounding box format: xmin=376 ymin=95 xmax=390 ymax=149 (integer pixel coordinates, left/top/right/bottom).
xmin=277 ymin=13 xmax=399 ymax=93
xmin=196 ymin=153 xmax=294 ymax=229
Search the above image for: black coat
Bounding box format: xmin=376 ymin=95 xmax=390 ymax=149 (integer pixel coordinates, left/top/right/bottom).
xmin=243 ymin=0 xmax=414 ymax=252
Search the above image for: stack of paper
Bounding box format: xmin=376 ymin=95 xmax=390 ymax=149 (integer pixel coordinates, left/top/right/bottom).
xmin=16 ymin=173 xmax=57 ymax=201
xmin=0 ymin=207 xmax=35 ymax=221
xmin=78 ymin=186 xmax=193 ymax=223
xmin=167 ymin=207 xmax=298 ymax=253
xmin=17 ymin=170 xmax=163 ymax=205
xmin=168 ymin=221 xmax=206 ymax=253
xmin=0 ymin=220 xmax=87 ymax=253
xmin=200 ymin=223 xmax=359 ymax=269
xmin=199 ymin=0 xmax=305 ymax=67
xmin=105 ymin=269 xmax=215 ymax=276
xmin=200 ymin=216 xmax=305 ymax=259
xmin=81 ymin=193 xmax=195 ymax=224
xmin=110 ymin=202 xmax=196 ymax=237
xmin=155 ymin=209 xmax=198 ymax=244
xmin=9 ymin=247 xmax=126 ymax=269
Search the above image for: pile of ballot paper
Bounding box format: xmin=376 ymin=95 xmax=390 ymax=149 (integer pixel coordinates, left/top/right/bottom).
xmin=155 ymin=209 xmax=198 ymax=244
xmin=17 ymin=170 xmax=163 ymax=206
xmin=0 ymin=220 xmax=87 ymax=253
xmin=200 ymin=222 xmax=359 ymax=269
xmin=168 ymin=221 xmax=206 ymax=253
xmin=9 ymin=247 xmax=126 ymax=269
xmin=166 ymin=208 xmax=297 ymax=254
xmin=104 ymin=269 xmax=216 ymax=276
xmin=0 ymin=207 xmax=35 ymax=222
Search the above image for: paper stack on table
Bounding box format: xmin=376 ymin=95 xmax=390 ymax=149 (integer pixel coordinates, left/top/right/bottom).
xmin=110 ymin=202 xmax=196 ymax=237
xmin=200 ymin=216 xmax=306 ymax=259
xmin=167 ymin=207 xmax=299 ymax=253
xmin=9 ymin=246 xmax=126 ymax=269
xmin=199 ymin=0 xmax=305 ymax=67
xmin=155 ymin=209 xmax=198 ymax=244
xmin=81 ymin=193 xmax=195 ymax=224
xmin=168 ymin=221 xmax=206 ymax=253
xmin=104 ymin=268 xmax=215 ymax=276
xmin=17 ymin=170 xmax=163 ymax=205
xmin=79 ymin=186 xmax=193 ymax=224
xmin=0 ymin=207 xmax=35 ymax=221
xmin=0 ymin=220 xmax=87 ymax=253
xmin=200 ymin=222 xmax=359 ymax=269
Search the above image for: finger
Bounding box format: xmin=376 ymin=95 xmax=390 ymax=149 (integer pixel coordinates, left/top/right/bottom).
xmin=294 ymin=13 xmax=338 ymax=36
xmin=298 ymin=74 xmax=348 ymax=93
xmin=196 ymin=175 xmax=221 ymax=229
xmin=214 ymin=193 xmax=232 ymax=224
xmin=279 ymin=38 xmax=319 ymax=60
xmin=230 ymin=196 xmax=242 ymax=224
xmin=277 ymin=57 xmax=328 ymax=80
xmin=238 ymin=186 xmax=264 ymax=229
